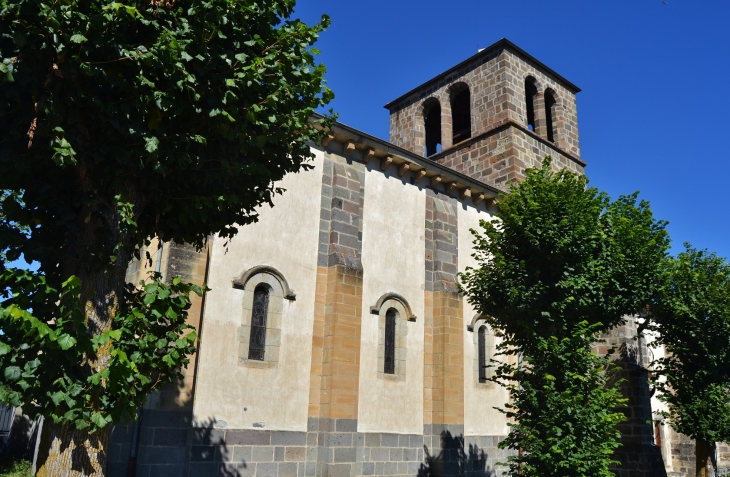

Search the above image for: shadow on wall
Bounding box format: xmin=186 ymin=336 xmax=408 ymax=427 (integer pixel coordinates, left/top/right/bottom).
xmin=419 ymin=431 xmax=495 ymax=477
xmin=107 ymin=415 xmax=246 ymax=477
xmin=0 ymin=409 xmax=36 ymax=461
xmin=189 ymin=418 xmax=245 ymax=477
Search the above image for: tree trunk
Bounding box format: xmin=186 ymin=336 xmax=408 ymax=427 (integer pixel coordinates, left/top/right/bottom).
xmin=35 ymin=419 xmax=110 ymax=477
xmin=34 ymin=175 xmax=137 ymax=476
xmin=696 ymin=439 xmax=715 ymax=477
xmin=34 ymin=261 xmax=126 ymax=476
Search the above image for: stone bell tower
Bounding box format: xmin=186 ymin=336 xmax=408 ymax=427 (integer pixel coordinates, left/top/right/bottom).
xmin=385 ymin=38 xmax=586 ymax=189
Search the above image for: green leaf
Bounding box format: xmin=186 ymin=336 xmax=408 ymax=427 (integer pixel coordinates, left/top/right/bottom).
xmin=0 ymin=342 xmax=11 ymax=355
xmin=50 ymin=391 xmax=65 ymax=406
xmin=57 ymin=334 xmax=77 ymax=350
xmin=90 ymin=412 xmax=110 ymax=429
xmin=145 ymin=137 xmax=159 ymax=153
xmin=69 ymin=34 xmax=88 ymax=44
xmin=4 ymin=366 xmax=21 ymax=381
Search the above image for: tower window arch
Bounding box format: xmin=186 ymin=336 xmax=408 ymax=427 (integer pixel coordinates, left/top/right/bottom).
xmin=525 ymin=77 xmax=539 ymax=132
xmin=450 ymin=85 xmax=471 ymax=144
xmin=423 ymin=99 xmax=442 ymax=157
xmin=544 ymin=89 xmax=558 ymax=143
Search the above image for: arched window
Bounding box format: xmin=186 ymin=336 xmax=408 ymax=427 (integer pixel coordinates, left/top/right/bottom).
xmin=384 ymin=308 xmax=397 ymax=374
xmin=233 ymin=266 xmax=294 ymax=368
xmin=451 ymin=87 xmax=471 ymax=144
xmin=545 ymin=89 xmax=557 ymax=143
xmin=370 ymin=293 xmax=414 ymax=381
xmin=424 ymin=101 xmax=442 ymax=157
xmin=478 ymin=325 xmax=488 ymax=383
xmin=248 ymin=285 xmax=269 ymax=361
xmin=525 ymin=77 xmax=539 ymax=132
xmin=469 ymin=316 xmax=495 ymax=385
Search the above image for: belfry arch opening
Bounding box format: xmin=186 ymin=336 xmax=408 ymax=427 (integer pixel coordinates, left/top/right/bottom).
xmin=545 ymin=89 xmax=557 ymax=143
xmin=450 ymin=86 xmax=471 ymax=145
xmin=423 ymin=100 xmax=442 ymax=157
xmin=525 ymin=77 xmax=539 ymax=132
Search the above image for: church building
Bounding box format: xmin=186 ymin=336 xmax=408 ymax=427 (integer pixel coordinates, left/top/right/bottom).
xmin=109 ymin=38 xmax=723 ymax=477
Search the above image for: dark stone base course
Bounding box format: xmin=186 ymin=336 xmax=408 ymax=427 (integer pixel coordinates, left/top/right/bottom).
xmin=107 ymin=412 xmax=507 ymax=477
xmin=612 ymin=443 xmax=667 ymax=477
xmin=109 ymin=410 xmax=729 ymax=477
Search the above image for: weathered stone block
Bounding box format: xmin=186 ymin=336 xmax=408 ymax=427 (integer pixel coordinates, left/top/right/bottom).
xmin=256 ymin=462 xmax=278 ymax=477
xmin=334 ymin=447 xmax=356 ymax=463
xmin=251 ymin=446 xmax=274 ymax=462
xmin=278 ymin=462 xmax=298 ymax=477
xmin=228 ymin=430 xmax=271 ymax=446
xmin=271 ymin=431 xmax=307 ymax=446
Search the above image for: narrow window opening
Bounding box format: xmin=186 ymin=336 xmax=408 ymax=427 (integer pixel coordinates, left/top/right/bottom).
xmin=248 ymin=285 xmax=269 ymax=361
xmin=424 ymin=103 xmax=441 ymax=157
xmin=525 ymin=78 xmax=538 ymax=132
xmin=451 ymin=89 xmax=471 ymax=144
xmin=545 ymin=91 xmax=556 ymax=143
xmin=384 ymin=308 xmax=397 ymax=374
xmin=478 ymin=325 xmax=488 ymax=383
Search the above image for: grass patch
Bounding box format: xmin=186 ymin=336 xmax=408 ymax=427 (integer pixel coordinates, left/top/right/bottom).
xmin=0 ymin=458 xmax=32 ymax=477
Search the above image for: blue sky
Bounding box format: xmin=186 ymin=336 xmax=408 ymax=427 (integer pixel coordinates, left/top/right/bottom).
xmin=293 ymin=0 xmax=730 ymax=260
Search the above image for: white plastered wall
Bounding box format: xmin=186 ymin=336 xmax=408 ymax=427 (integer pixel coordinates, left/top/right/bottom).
xmin=193 ymin=151 xmax=324 ymax=431
xmin=458 ymin=203 xmax=509 ymax=436
xmin=357 ymin=168 xmax=426 ymax=434
xmin=645 ymin=331 xmax=673 ymax=470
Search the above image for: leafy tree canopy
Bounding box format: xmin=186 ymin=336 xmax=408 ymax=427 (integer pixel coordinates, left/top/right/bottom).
xmin=648 ymin=245 xmax=730 ymax=445
xmin=460 ymin=158 xmax=670 ymax=477
xmin=491 ymin=322 xmax=627 ymax=477
xmin=461 ymin=158 xmax=670 ymax=348
xmin=0 ymin=0 xmax=334 ymax=273
xmin=0 ymin=2 xmax=333 ymax=473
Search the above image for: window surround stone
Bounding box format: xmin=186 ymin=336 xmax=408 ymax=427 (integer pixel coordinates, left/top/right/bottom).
xmin=233 ymin=266 xmax=295 ymax=369
xmin=371 ymin=293 xmax=415 ymax=382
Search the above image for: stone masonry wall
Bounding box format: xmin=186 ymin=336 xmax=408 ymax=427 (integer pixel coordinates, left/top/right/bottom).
xmin=109 ymin=413 xmax=508 ymax=477
xmin=423 ymin=190 xmax=465 ymax=431
xmin=599 ymin=317 xmax=666 ymax=477
xmin=430 ymin=125 xmax=583 ymax=190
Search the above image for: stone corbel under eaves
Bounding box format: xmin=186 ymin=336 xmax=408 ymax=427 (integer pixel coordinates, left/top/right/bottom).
xmin=314 ymin=119 xmax=500 ymax=208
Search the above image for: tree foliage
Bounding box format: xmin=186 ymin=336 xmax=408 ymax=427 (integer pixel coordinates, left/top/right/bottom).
xmin=0 ymin=0 xmax=334 ymax=266
xmin=648 ymin=245 xmax=730 ymax=447
xmin=0 ymin=270 xmax=202 ymax=429
xmin=461 ymin=158 xmax=670 ymax=348
xmin=491 ymin=322 xmax=626 ymax=477
xmin=0 ymin=0 xmax=333 ymax=440
xmin=460 ymin=158 xmax=670 ymax=477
